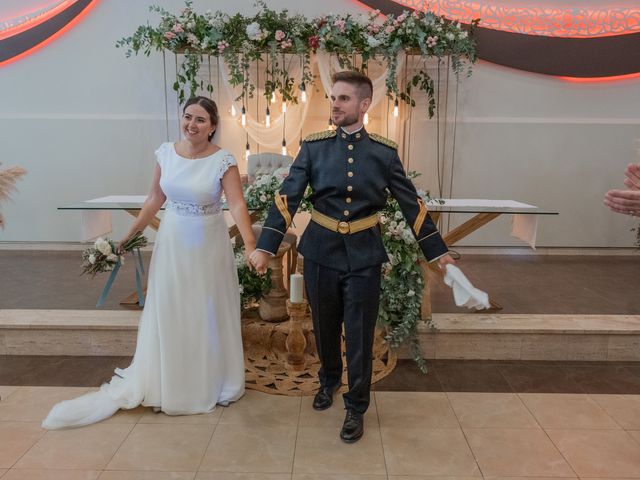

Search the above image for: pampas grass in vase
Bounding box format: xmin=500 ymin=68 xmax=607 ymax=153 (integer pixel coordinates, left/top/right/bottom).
xmin=0 ymin=161 xmax=27 ymax=229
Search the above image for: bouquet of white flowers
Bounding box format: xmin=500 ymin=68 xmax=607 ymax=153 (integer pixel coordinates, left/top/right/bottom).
xmin=81 ymin=232 xmax=148 ymax=277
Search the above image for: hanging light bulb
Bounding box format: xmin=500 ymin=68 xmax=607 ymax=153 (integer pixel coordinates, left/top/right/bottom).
xmin=327 ymin=117 xmax=333 ymax=130
xmin=363 ymin=112 xmax=369 ymax=125
xmin=245 ymin=141 xmax=251 ymax=159
xmin=230 ymin=104 xmax=237 ymax=117
xmin=281 ymin=102 xmax=287 ymax=114
xmin=281 ymin=139 xmax=287 ymax=155
xmin=271 ymin=91 xmax=276 ymax=103
xmin=393 ymin=99 xmax=399 ymax=117
xmin=265 ymin=107 xmax=271 ymax=128
xmin=241 ymin=106 xmax=246 ymax=126
xmin=300 ymin=82 xmax=307 ymax=103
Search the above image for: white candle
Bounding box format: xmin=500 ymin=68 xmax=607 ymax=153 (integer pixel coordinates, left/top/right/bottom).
xmin=290 ymin=273 xmax=304 ymax=303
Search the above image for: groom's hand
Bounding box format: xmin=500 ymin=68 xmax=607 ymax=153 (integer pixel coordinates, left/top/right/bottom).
xmin=250 ymin=250 xmax=271 ymax=275
xmin=437 ymin=253 xmax=456 ymax=270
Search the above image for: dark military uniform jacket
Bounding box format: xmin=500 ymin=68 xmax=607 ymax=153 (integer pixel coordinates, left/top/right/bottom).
xmin=256 ymin=127 xmax=449 ymax=272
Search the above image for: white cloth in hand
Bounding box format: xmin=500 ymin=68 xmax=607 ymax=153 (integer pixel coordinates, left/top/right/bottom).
xmin=443 ymin=264 xmax=490 ymax=310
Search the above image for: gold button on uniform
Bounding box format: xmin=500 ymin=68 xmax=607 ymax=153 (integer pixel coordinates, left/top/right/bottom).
xmin=344 ymin=210 xmax=350 ymax=216
xmin=346 ymin=197 xmax=352 ymax=203
xmin=348 ymin=145 xmax=354 ymax=150
xmin=348 ymin=158 xmax=354 ymax=164
xmin=347 ymin=172 xmax=354 ymax=177
xmin=347 ymin=185 xmax=353 ymax=192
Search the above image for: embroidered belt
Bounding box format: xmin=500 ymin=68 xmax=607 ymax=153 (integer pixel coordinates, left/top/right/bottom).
xmin=166 ymin=200 xmax=220 ymax=216
xmin=311 ymin=209 xmax=379 ymax=235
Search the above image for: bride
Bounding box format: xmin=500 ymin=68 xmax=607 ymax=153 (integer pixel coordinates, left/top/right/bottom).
xmin=43 ymin=96 xmax=256 ymax=429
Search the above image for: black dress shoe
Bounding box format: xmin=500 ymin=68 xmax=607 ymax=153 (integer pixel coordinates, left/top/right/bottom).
xmin=340 ymin=409 xmax=364 ymax=443
xmin=312 ymin=387 xmax=335 ymax=411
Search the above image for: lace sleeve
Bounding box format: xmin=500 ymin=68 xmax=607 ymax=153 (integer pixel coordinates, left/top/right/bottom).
xmin=218 ymin=151 xmax=238 ymax=180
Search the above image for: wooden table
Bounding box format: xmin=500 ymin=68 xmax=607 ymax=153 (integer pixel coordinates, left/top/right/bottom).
xmin=418 ymin=199 xmax=557 ymax=318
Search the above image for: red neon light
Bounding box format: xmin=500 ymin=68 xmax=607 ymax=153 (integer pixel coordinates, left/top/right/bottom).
xmin=0 ymin=1 xmax=76 ymax=41
xmin=559 ymin=72 xmax=640 ymax=84
xmin=0 ymin=0 xmax=99 ymax=68
xmin=390 ymin=0 xmax=640 ymax=38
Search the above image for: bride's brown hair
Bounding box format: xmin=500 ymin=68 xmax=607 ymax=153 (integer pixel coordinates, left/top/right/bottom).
xmin=183 ymin=96 xmax=219 ymax=141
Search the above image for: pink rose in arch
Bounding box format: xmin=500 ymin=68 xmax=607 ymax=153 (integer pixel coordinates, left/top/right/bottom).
xmin=217 ymin=40 xmax=229 ymax=53
xmin=275 ymin=30 xmax=286 ymax=41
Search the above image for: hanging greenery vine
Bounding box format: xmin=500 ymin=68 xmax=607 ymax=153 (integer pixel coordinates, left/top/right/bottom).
xmin=116 ymin=1 xmax=478 ymax=105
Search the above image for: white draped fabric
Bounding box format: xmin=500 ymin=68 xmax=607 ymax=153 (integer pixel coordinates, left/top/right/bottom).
xmin=219 ymin=56 xmax=317 ymax=151
xmin=212 ymin=52 xmax=405 ymax=154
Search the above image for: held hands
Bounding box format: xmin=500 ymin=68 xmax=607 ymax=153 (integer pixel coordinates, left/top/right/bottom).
xmin=243 ymin=240 xmax=259 ymax=271
xmin=249 ymin=250 xmax=270 ymax=275
xmin=244 ymin=246 xmax=256 ymax=271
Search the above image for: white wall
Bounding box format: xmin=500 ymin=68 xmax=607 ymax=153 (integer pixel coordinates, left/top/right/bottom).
xmin=409 ymin=62 xmax=640 ymax=247
xmin=0 ymin=0 xmax=638 ymax=247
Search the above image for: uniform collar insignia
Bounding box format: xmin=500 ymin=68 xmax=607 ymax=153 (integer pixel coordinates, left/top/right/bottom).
xmin=339 ymin=127 xmax=367 ymax=143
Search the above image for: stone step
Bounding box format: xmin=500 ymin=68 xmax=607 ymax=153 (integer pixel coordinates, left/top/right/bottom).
xmin=406 ymin=314 xmax=640 ymax=361
xmin=1 ymin=309 xmax=639 ymax=360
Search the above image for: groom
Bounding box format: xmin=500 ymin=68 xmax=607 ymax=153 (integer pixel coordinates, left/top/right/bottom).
xmin=251 ymin=71 xmax=454 ymax=443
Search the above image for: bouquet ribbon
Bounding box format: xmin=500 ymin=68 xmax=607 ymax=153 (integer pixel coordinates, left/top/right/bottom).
xmin=96 ymin=248 xmax=146 ymax=307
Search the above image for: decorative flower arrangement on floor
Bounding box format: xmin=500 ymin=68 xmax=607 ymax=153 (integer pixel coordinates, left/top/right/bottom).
xmin=244 ymin=168 xmax=435 ymax=367
xmin=234 ymin=246 xmax=272 ymax=310
xmin=81 ymin=232 xmax=148 ymax=277
xmin=117 ymin=1 xmax=478 ymax=107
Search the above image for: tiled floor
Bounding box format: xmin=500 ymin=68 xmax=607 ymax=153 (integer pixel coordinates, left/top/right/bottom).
xmin=2 ymin=250 xmax=640 ymax=478
xmin=1 ymin=387 xmax=640 ymax=479
xmin=1 ymin=251 xmax=640 ymax=314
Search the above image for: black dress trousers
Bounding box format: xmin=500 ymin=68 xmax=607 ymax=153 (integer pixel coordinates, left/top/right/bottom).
xmin=304 ymin=258 xmax=382 ymax=414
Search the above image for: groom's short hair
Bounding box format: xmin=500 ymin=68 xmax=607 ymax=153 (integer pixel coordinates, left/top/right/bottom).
xmin=331 ymin=71 xmax=373 ymax=100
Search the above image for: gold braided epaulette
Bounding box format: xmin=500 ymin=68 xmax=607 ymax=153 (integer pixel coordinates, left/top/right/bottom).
xmin=369 ymin=132 xmax=398 ymax=150
xmin=304 ymin=130 xmax=337 ymax=142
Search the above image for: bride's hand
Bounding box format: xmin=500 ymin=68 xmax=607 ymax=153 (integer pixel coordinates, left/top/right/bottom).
xmin=244 ymin=245 xmax=257 ymax=270
xmin=116 ymin=236 xmax=130 ymax=255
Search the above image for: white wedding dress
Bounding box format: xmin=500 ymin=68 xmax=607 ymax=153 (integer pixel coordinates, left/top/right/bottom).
xmin=43 ymin=143 xmax=245 ymax=429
